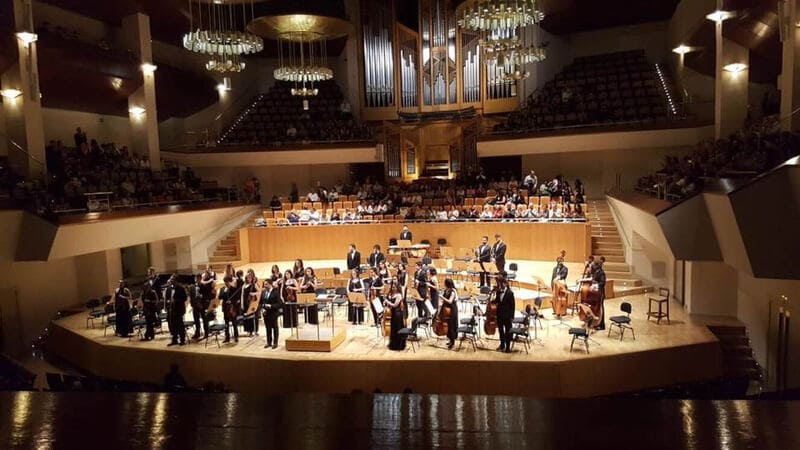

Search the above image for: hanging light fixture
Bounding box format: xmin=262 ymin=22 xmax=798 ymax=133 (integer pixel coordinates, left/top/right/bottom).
xmin=247 ymin=14 xmax=352 ymax=97
xmin=456 ymin=0 xmax=547 ymax=83
xmin=183 ymin=0 xmax=264 ymax=73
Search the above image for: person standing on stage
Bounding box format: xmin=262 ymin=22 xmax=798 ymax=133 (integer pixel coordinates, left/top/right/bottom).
xmin=346 ymin=243 xmax=361 ymax=273
xmin=347 ymin=269 xmax=366 ymax=324
xmin=413 ymin=262 xmax=429 ymax=317
xmin=385 ymin=282 xmax=407 ymax=351
xmin=260 ymin=279 xmax=282 ymax=349
xmin=141 ymin=283 xmax=158 ymax=341
xmin=593 ymin=261 xmax=607 ymax=330
xmin=190 ymin=273 xmax=210 ymax=340
xmin=426 ymin=268 xmax=440 ymax=310
xmin=495 ymin=274 xmax=515 ymax=353
xmin=221 ymin=275 xmax=240 ymax=344
xmin=280 ymin=270 xmax=299 ymax=329
xmin=551 ymin=256 xmax=568 ymax=287
xmin=366 ymin=267 xmax=384 ymax=326
xmin=491 ymin=234 xmax=507 ymax=273
xmin=166 ymin=275 xmax=187 ymax=346
xmin=368 ymin=244 xmax=386 ymax=268
xmin=399 ymin=225 xmax=412 ymax=242
xmin=476 ymin=235 xmax=492 ymax=287
xmin=441 ymin=278 xmax=459 ymax=349
xmin=113 ymin=280 xmax=133 ymax=337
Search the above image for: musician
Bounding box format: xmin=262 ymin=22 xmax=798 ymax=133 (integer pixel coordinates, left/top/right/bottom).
xmin=200 ymin=264 xmax=217 ymax=297
xmin=113 ymin=280 xmax=133 ymax=337
xmin=385 ymin=282 xmax=407 ymax=351
xmin=426 ymin=268 xmax=440 ymax=310
xmin=592 ymin=261 xmax=607 ymax=330
xmin=280 ymin=270 xmax=299 ymax=328
xmin=141 ymin=283 xmax=158 ymax=341
xmin=346 ymin=244 xmax=361 ymax=273
xmin=413 ymin=263 xmax=429 ymax=317
xmin=190 ymin=273 xmax=210 ymax=340
xmin=224 ymin=263 xmax=235 ymax=280
xmin=551 ymin=257 xmax=568 ymax=287
xmin=300 ymin=267 xmax=320 ymax=325
xmin=220 ymin=275 xmax=239 ymax=343
xmin=475 ymin=235 xmax=492 ymax=287
xmin=165 ymin=275 xmax=187 ymax=346
xmin=145 ymin=267 xmax=164 ymax=310
xmin=399 ymin=225 xmax=412 ymax=242
xmin=368 ymin=244 xmax=386 ymax=268
xmin=269 ymin=264 xmax=282 ymax=283
xmin=292 ymin=259 xmax=305 ymax=280
xmin=366 ymin=267 xmax=384 ymax=326
xmin=260 ymin=279 xmax=282 ymax=349
xmin=440 ymin=278 xmax=459 ymax=349
xmin=491 ymin=234 xmax=507 ymax=273
xmin=396 ymin=263 xmax=409 ymax=319
xmin=582 ymin=255 xmax=596 ymax=278
xmin=347 ymin=269 xmax=366 ymax=324
xmin=494 ymin=274 xmax=515 ymax=353
xmin=242 ymin=270 xmax=259 ymax=337
xmin=378 ymin=261 xmax=391 ymax=284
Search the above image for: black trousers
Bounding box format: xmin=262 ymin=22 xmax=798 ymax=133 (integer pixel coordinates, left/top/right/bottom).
xmin=495 ymin=260 xmax=506 ymax=274
xmin=169 ymin=313 xmax=185 ymax=344
xmin=192 ymin=306 xmax=209 ymax=338
xmin=498 ymin=318 xmax=513 ymax=350
xmin=144 ymin=309 xmax=157 ymax=339
xmin=263 ymin=312 xmax=279 ymax=345
xmin=224 ymin=315 xmax=239 ymax=341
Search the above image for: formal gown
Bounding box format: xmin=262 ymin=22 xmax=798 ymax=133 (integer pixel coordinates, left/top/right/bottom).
xmin=114 ymin=288 xmax=132 ymax=337
xmin=388 ymin=294 xmax=406 ymax=351
xmin=444 ymin=288 xmax=459 ymax=344
xmin=242 ymin=283 xmax=258 ymax=334
xmin=282 ymin=280 xmax=299 ymax=328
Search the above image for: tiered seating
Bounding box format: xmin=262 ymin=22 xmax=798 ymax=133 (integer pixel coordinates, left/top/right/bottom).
xmin=219 ymin=80 xmax=373 ymax=146
xmin=495 ymin=50 xmax=671 ymax=133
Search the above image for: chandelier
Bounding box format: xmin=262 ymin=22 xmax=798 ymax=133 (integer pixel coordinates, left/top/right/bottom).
xmin=248 ymin=14 xmax=352 ymax=97
xmin=456 ymin=0 xmax=547 ymax=82
xmin=183 ymin=0 xmax=264 ymax=73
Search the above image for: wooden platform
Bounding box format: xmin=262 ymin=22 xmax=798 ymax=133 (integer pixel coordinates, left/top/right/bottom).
xmin=285 ymin=328 xmax=347 ymax=352
xmin=49 ymin=293 xmax=725 ymax=398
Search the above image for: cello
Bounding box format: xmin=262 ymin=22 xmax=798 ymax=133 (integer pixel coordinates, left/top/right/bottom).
xmin=483 ymin=286 xmax=499 ymax=335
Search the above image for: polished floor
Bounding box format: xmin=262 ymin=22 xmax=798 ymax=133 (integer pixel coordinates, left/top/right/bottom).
xmin=1 ymin=392 xmax=797 ymax=449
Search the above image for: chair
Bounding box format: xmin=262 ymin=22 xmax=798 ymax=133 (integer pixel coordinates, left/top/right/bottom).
xmin=85 ymin=299 xmax=104 ymax=328
xmin=398 ymin=321 xmax=420 ymax=353
xmin=457 ymin=314 xmax=479 ymax=351
xmin=316 ymin=288 xmax=331 ymax=320
xmin=569 ymin=327 xmax=590 ymax=353
xmin=507 ymin=263 xmax=518 ymax=288
xmin=647 ymin=288 xmax=670 ymax=324
xmin=510 ymin=314 xmax=531 ymax=354
xmin=609 ymin=302 xmax=635 ymax=340
xmin=206 ymin=323 xmax=228 ymax=348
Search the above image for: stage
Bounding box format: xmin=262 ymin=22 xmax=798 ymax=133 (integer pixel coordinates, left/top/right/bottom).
xmin=49 ymin=290 xmax=725 ymax=398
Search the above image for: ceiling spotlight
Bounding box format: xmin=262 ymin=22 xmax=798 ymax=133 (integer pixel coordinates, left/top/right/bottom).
xmin=110 ymin=77 xmax=123 ymax=90
xmin=1 ymin=88 xmax=22 ymax=99
xmin=129 ymin=106 xmax=146 ymax=116
xmin=723 ymin=63 xmax=748 ymax=73
xmin=706 ymin=10 xmax=734 ymax=23
xmin=15 ymin=31 xmax=38 ymax=46
xmin=672 ymin=45 xmax=691 ymax=55
xmin=141 ymin=63 xmax=158 ymax=74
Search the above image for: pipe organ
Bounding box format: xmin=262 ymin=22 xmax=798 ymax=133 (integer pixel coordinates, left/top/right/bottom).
xmin=360 ymin=0 xmax=522 ymax=120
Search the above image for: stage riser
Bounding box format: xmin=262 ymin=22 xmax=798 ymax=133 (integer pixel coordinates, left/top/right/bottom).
xmin=49 ymin=323 xmax=722 ymax=398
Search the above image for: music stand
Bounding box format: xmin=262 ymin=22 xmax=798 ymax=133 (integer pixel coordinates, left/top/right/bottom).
xmin=371 ymin=297 xmax=385 ymax=341
xmin=348 ymin=292 xmax=367 ymax=326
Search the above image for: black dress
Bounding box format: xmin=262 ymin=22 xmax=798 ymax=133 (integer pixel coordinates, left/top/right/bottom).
xmin=388 ymin=294 xmax=406 ymax=351
xmin=282 ymin=280 xmax=299 ymax=328
xmin=114 ymin=288 xmax=132 ymax=337
xmin=443 ymin=288 xmax=459 ymax=344
xmin=242 ymin=283 xmax=258 ymax=334
xmin=347 ymin=279 xmax=365 ymax=324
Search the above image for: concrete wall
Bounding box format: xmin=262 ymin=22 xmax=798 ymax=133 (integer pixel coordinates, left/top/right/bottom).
xmin=520 ymin=25 xmax=573 ymax=100
xmin=42 ymin=108 xmax=133 ymax=148
xmin=566 ymin=21 xmax=670 ymax=63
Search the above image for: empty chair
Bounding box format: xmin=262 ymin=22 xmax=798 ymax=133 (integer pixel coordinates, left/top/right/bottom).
xmin=608 ymin=302 xmax=635 ymax=340
xmin=647 ymin=288 xmax=670 ymax=324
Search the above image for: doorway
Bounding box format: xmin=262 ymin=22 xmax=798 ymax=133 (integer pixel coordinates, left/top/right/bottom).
xmin=121 ymin=244 xmax=151 ymax=279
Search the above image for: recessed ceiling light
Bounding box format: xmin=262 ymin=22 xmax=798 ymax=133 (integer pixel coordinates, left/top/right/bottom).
xmin=1 ymin=88 xmax=22 ymax=99
xmin=723 ymin=63 xmax=747 ymax=73
xmin=706 ymin=10 xmax=734 ymax=23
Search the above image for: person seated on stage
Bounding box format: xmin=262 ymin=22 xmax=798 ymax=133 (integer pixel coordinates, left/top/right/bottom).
xmin=492 ymin=189 xmax=507 ymax=205
xmin=448 ymin=207 xmax=460 ymax=221
xmin=298 ymin=209 xmax=311 ymax=223
xmin=357 ymin=202 xmax=367 ymax=216
xmin=492 ymin=205 xmax=504 ymax=219
xmin=528 ymin=204 xmax=540 ymax=219
xmin=540 ymin=203 xmax=551 ymax=219
xmin=307 ymin=190 xmax=320 ymax=202
xmin=503 ymin=204 xmax=516 ymax=220
xmin=435 ymin=208 xmax=448 ymax=221
xmin=479 ymin=205 xmax=493 ymax=220
xmin=330 ymin=210 xmax=341 ymax=222
xmin=287 ymin=210 xmax=299 ymax=224
xmin=509 ymin=188 xmax=523 ymax=205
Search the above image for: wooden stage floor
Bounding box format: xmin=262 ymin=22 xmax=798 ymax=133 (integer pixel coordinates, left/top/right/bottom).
xmin=50 ymin=290 xmax=726 ymax=398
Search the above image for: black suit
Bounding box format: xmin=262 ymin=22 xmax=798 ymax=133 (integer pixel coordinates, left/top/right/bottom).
xmin=492 ymin=241 xmax=507 ymax=273
xmin=400 ymin=230 xmax=412 ymax=241
xmin=166 ymin=284 xmax=187 ymax=344
xmin=551 ymin=264 xmax=568 ymax=284
xmin=414 ymin=268 xmax=429 ymax=317
xmin=347 ymin=250 xmax=361 ymax=272
xmin=368 ymin=251 xmax=386 ymax=268
xmin=476 ymin=243 xmax=491 ymax=286
xmin=260 ymin=288 xmax=282 ymax=346
xmin=496 ymin=288 xmax=515 ymax=351
xmin=593 ymin=268 xmax=607 ymax=330
xmin=190 ymin=284 xmax=210 ymax=338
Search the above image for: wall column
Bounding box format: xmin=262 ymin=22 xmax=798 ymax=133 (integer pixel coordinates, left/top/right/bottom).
xmin=780 ymin=0 xmax=800 ymax=132
xmin=121 ymin=13 xmax=161 ymax=170
xmin=714 ymin=19 xmax=750 ymax=139
xmin=1 ymin=0 xmax=46 ymax=180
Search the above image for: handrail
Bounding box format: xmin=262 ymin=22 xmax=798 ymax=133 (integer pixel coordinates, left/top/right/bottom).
xmin=180 ymin=76 xmax=265 ymax=145
xmin=1 ymin=133 xmax=46 ymax=166
xmin=193 ymin=203 xmax=261 ymax=248
xmin=604 ymin=193 xmax=633 ymax=253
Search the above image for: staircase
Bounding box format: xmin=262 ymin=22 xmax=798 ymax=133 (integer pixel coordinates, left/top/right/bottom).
xmin=707 ymin=325 xmax=763 ymax=383
xmin=586 ymin=200 xmax=650 ymax=297
xmin=197 ymin=230 xmax=243 ymax=271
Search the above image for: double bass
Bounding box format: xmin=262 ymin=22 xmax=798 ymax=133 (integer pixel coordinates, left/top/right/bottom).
xmin=432 ymin=301 xmax=451 ymax=336
xmin=551 ymin=280 xmax=569 ymax=316
xmin=483 ymin=286 xmax=499 ymax=335
xmin=578 ymin=283 xmax=603 ymax=328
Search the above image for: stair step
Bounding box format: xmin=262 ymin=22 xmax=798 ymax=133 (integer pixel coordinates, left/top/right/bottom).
xmin=605 ymin=271 xmax=638 ymax=279
xmin=209 ymin=255 xmax=236 ymax=262
xmin=602 ymin=255 xmax=625 ymax=263
xmin=724 ymin=356 xmax=759 ymax=370
xmin=216 ymin=244 xmax=238 ymax=251
xmin=708 ymin=325 xmax=748 ymax=336
xmin=609 ymin=278 xmax=643 ymax=287
xmin=715 ymin=334 xmax=750 ymax=346
xmin=592 ymin=236 xmax=622 ymax=243
xmin=721 ymin=345 xmax=753 ymax=358
xmin=592 ymin=248 xmax=624 ymax=256
xmin=602 ymin=262 xmax=630 ymax=271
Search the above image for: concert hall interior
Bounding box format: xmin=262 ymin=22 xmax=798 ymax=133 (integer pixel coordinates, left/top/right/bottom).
xmin=1 ymin=0 xmax=800 ymax=445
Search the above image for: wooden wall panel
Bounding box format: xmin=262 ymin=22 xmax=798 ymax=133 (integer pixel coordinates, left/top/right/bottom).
xmin=248 ymin=223 xmax=591 ymax=263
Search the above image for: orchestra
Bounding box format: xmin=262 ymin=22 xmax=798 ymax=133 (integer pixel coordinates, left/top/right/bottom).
xmin=98 ymin=237 xmax=617 ymax=357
